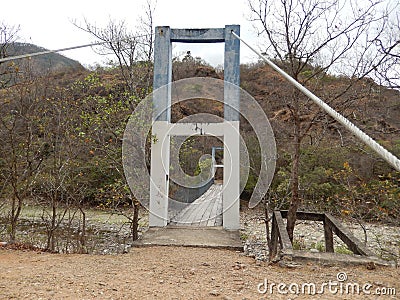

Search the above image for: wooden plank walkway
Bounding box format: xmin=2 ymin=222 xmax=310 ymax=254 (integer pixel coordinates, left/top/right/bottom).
xmin=169 ymin=184 xmax=223 ymax=227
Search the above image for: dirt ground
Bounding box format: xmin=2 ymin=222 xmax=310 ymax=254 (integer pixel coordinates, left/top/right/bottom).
xmin=0 ymin=246 xmax=398 ymax=300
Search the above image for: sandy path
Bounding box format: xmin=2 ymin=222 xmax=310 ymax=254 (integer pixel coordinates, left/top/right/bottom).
xmin=0 ymin=247 xmax=398 ymax=299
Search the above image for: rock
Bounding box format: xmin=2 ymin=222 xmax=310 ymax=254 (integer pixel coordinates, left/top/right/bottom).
xmin=270 ymin=256 xmax=280 ymax=263
xmin=310 ymin=265 xmax=319 ymax=271
xmin=366 ymin=262 xmax=376 ymax=270
xmin=278 ymin=261 xmax=302 ymax=268
xmin=233 ymin=262 xmax=245 ymax=270
xmin=255 ymin=260 xmax=263 ymax=266
xmin=209 ymin=290 xmax=220 ymax=296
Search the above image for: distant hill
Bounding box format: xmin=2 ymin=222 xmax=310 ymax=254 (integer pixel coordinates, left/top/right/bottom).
xmin=3 ymin=42 xmax=85 ymax=74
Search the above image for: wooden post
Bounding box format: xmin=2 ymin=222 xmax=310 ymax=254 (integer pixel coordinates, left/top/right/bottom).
xmin=324 ymin=215 xmax=334 ymax=253
xmin=270 ymin=211 xmax=279 ymax=259
xmin=274 ymin=211 xmax=294 ymax=256
xmin=325 ymin=213 xmax=374 ymax=256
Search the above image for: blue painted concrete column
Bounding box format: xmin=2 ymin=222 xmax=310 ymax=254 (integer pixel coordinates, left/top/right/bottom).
xmin=224 ymin=25 xmax=240 ymax=121
xmin=153 ymin=26 xmax=172 ymax=121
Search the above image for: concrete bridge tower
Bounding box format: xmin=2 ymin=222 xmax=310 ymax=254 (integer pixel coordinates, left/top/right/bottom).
xmin=149 ymin=25 xmax=241 ymax=230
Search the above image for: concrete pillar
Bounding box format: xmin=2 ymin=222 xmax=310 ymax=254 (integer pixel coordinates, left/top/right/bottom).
xmin=224 ymin=25 xmax=240 ymax=121
xmin=223 ymin=121 xmax=240 ymax=230
xmin=149 ymin=121 xmax=170 ymax=226
xmin=223 ymin=25 xmax=241 ymax=230
xmin=149 ymin=26 xmax=172 ymax=227
xmin=152 ymin=26 xmax=172 ymax=121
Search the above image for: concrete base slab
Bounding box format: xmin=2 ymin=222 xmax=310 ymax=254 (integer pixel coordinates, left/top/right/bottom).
xmin=292 ymin=250 xmax=396 ymax=267
xmin=132 ymin=226 xmax=243 ymax=251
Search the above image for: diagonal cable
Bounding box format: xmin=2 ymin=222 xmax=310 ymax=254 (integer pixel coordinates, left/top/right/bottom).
xmin=231 ymin=31 xmax=400 ymax=172
xmin=0 ymin=34 xmax=150 ymax=64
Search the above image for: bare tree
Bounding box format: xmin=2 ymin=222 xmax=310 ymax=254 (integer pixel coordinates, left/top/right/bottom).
xmin=373 ymin=10 xmax=400 ymax=88
xmin=248 ymin=0 xmax=395 ymax=241
xmin=0 ymin=22 xmax=20 ymax=87
xmin=36 ymin=93 xmax=89 ymax=252
xmin=71 ymin=1 xmax=156 ymax=242
xmin=73 ymin=0 xmax=156 ymax=101
xmin=0 ymin=22 xmax=20 ymax=59
xmin=0 ymin=65 xmax=49 ymax=242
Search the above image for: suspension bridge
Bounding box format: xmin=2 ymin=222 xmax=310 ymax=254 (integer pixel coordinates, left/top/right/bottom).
xmin=3 ymin=25 xmax=399 ymax=250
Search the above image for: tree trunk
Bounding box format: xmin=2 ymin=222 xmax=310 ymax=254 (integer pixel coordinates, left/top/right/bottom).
xmin=286 ymin=95 xmax=301 ymax=242
xmin=264 ymin=198 xmax=272 ymax=254
xmin=9 ymin=195 xmax=22 ymax=243
xmin=131 ymin=200 xmax=140 ymax=241
xmin=47 ymin=202 xmax=57 ymax=251
xmin=10 ymin=216 xmax=17 ymax=244
xmin=9 ymin=196 xmax=17 ymax=243
xmin=79 ymin=207 xmax=87 ymax=254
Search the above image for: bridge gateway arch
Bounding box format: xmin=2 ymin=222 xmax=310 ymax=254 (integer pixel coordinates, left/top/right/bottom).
xmin=149 ymin=25 xmax=241 ymax=230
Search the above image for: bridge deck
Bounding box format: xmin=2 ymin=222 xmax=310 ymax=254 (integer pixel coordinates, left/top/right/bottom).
xmin=169 ymin=184 xmax=223 ymax=227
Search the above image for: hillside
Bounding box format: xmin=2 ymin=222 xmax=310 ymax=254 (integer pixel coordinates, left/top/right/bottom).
xmin=2 ymin=42 xmax=85 ymax=74
xmin=171 ymin=59 xmax=400 ymax=149
xmin=172 ymin=60 xmax=400 ymax=162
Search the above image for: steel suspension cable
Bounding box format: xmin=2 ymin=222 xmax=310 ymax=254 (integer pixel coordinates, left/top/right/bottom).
xmin=0 ymin=41 xmax=106 ymax=63
xmin=231 ymin=31 xmax=400 ymax=172
xmin=0 ymin=34 xmax=150 ymax=64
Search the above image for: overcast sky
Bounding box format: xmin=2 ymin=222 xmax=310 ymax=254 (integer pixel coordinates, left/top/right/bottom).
xmin=1 ymin=0 xmax=260 ymax=67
